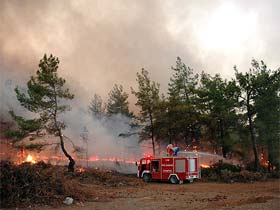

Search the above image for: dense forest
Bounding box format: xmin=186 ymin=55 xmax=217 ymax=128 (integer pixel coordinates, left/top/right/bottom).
xmin=4 ymin=55 xmax=280 ymax=172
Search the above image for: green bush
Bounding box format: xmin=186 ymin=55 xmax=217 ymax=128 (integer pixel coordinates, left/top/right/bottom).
xmin=212 ymin=160 xmax=241 ymax=174
xmin=201 ymin=160 xmax=241 ymax=178
xmin=245 ymin=161 xmax=268 ymax=172
xmin=201 ymin=161 xmax=269 ymax=182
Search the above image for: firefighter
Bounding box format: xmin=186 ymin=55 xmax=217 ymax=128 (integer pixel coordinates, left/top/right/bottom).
xmin=172 ymin=147 xmax=179 ymax=156
xmin=166 ymin=144 xmax=180 ymax=156
xmin=167 ymin=144 xmax=174 ymax=156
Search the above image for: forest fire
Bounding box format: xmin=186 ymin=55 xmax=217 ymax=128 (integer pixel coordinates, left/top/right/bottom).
xmin=7 ymin=149 xmax=137 ymax=167
xmin=77 ymin=167 xmax=86 ymax=173
xmin=25 ymin=154 xmax=36 ymax=164
xmin=200 ymin=164 xmax=210 ymax=168
xmin=260 ymin=152 xmax=270 ymax=167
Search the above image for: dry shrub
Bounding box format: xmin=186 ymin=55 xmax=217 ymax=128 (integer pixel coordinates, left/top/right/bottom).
xmin=0 ymin=161 xmax=93 ymax=208
xmin=0 ymin=161 xmax=142 ymax=208
xmin=75 ymin=167 xmax=143 ymax=187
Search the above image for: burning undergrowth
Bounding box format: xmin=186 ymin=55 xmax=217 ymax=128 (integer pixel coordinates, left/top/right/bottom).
xmin=0 ymin=160 xmax=142 ymax=208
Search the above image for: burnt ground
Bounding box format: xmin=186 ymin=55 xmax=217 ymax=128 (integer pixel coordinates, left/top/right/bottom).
xmin=42 ymin=180 xmax=279 ymax=210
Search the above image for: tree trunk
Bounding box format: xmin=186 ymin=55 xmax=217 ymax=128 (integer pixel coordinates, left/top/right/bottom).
xmin=149 ymin=111 xmax=156 ymax=156
xmin=168 ymin=129 xmax=172 ymax=144
xmin=86 ymin=140 xmax=89 ymax=168
xmin=268 ymin=138 xmax=277 ymax=172
xmin=58 ymin=130 xmax=75 ymax=172
xmin=248 ymin=113 xmax=260 ymax=171
xmin=219 ymin=120 xmax=227 ymax=158
xmin=53 ymin=86 xmax=75 ymax=172
xmin=151 ymin=134 xmax=155 ymax=156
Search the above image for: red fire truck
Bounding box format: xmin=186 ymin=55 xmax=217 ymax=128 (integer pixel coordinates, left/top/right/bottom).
xmin=137 ymin=155 xmax=200 ymax=184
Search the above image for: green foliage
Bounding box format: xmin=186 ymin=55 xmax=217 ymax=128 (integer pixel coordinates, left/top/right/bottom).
xmin=89 ymin=94 xmax=103 ymax=118
xmin=253 ymin=61 xmax=280 ymax=170
xmin=201 ymin=161 xmax=240 ymax=182
xmin=235 ymin=59 xmax=280 ymax=171
xmin=14 ymin=143 xmax=46 ymax=151
xmin=15 ymin=54 xmax=74 ymax=133
xmin=201 ymin=161 xmax=268 ymax=182
xmin=152 ymin=97 xmax=171 ymax=144
xmin=107 ymin=84 xmax=130 ymax=116
xmin=198 ymin=73 xmax=240 ymax=157
xmin=168 ymin=57 xmax=198 ymax=102
xmin=219 ymin=169 xmax=265 ymax=183
xmin=12 ymin=54 xmax=75 ymax=171
xmin=211 ymin=160 xmax=241 ymax=173
xmin=167 ymin=57 xmax=200 ymax=146
xmin=4 ymin=111 xmax=41 ymax=142
xmin=130 ymin=57 xmax=279 ymax=169
xmin=132 ymin=68 xmax=160 ymax=155
xmin=9 ymin=111 xmax=41 ymax=132
xmin=4 ymin=130 xmax=25 ymax=141
xmin=235 ymin=61 xmax=261 ymax=171
xmin=132 ymin=69 xmax=160 ymax=119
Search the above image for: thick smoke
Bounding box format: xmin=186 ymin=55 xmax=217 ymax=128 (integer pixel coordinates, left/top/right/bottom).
xmin=0 ymin=1 xmax=188 ymax=168
xmin=1 ymin=0 xmax=279 ymax=171
xmin=1 ymin=1 xmax=279 ymax=109
xmin=63 ymin=108 xmax=143 ymax=160
xmin=62 ymin=108 xmax=143 ymax=173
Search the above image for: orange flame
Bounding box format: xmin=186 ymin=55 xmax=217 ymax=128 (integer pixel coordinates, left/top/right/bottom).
xmin=26 ymin=154 xmax=36 ymax=164
xmin=200 ymin=164 xmax=210 ymax=168
xmin=77 ymin=167 xmax=86 ymax=173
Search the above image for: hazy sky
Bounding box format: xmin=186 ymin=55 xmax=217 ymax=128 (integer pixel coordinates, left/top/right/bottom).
xmin=1 ymin=0 xmax=279 ymax=108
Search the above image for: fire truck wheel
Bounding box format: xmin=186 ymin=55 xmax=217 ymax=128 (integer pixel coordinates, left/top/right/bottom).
xmin=169 ymin=175 xmax=179 ymax=184
xmin=143 ymin=173 xmax=152 ymax=182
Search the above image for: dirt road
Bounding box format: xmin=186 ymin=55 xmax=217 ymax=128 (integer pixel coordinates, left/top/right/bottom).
xmin=44 ymin=180 xmax=279 ymax=210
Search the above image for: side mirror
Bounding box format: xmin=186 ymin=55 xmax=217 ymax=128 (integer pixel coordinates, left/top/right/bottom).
xmin=135 ymin=161 xmax=138 ymax=166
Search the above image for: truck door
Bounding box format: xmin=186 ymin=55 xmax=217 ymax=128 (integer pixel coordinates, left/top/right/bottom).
xmin=139 ymin=159 xmax=151 ymax=177
xmin=151 ymin=159 xmax=160 ymax=179
xmin=174 ymin=158 xmax=186 ymax=180
xmin=188 ymin=158 xmax=199 ymax=178
xmin=189 ymin=158 xmax=196 ymax=173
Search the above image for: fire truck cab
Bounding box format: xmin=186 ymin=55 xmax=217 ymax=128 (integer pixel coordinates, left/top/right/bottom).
xmin=137 ymin=155 xmax=200 ymax=184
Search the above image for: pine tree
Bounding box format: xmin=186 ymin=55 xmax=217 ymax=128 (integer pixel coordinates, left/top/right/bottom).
xmin=107 ymin=84 xmax=130 ymax=116
xmin=253 ymin=60 xmax=280 ymax=171
xmin=167 ymin=57 xmax=199 ymax=146
xmin=235 ymin=61 xmax=261 ymax=171
xmin=198 ymin=72 xmax=239 ymax=157
xmin=14 ymin=54 xmax=76 ymax=172
xmin=132 ymin=69 xmax=160 ymax=155
xmin=89 ymin=94 xmax=103 ymax=119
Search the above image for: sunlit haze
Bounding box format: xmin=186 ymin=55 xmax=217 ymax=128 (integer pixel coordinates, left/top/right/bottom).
xmin=197 ymin=2 xmax=258 ymax=52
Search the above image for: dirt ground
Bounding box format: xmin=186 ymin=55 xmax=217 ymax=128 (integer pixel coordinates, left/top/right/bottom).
xmin=41 ymin=180 xmax=279 ymax=210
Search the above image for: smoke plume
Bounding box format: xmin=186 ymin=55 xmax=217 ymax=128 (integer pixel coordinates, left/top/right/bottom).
xmin=1 ymin=1 xmax=279 ymax=171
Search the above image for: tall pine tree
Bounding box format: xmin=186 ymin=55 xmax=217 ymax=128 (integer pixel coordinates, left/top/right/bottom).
xmin=253 ymin=60 xmax=280 ymax=171
xmin=14 ymin=54 xmax=76 ymax=172
xmin=132 ymin=69 xmax=160 ymax=155
xmin=168 ymin=57 xmax=200 ymax=146
xmin=198 ymin=72 xmax=239 ymax=157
